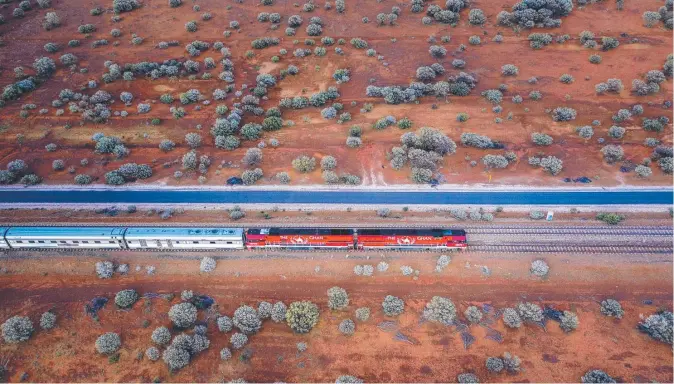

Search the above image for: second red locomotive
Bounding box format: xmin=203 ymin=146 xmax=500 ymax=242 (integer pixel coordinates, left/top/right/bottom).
xmin=245 ymin=228 xmax=467 ymax=250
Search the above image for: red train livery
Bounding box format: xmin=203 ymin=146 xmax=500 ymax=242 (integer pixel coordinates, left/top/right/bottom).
xmin=245 ymin=228 xmax=354 ymax=249
xmin=356 ymin=228 xmax=467 ymax=250
xmin=245 ymin=228 xmax=467 ymax=250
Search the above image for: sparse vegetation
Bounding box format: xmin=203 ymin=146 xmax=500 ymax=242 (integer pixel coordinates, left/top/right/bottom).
xmin=285 ymin=301 xmax=319 ymax=333
xmin=596 ymin=212 xmax=625 ymax=225
xmin=2 ymin=316 xmax=34 ymax=343
xmin=530 ymin=259 xmax=549 ymax=277
xmin=168 ymin=303 xmax=198 ymax=328
xmin=638 ymin=310 xmax=673 ymax=344
xmin=502 ymin=308 xmax=522 ymax=328
xmin=559 ymin=311 xmax=579 ymax=332
xmin=95 ymin=332 xmax=121 ymax=355
xmin=422 ymin=296 xmax=456 ymax=325
xmin=327 ymin=286 xmax=349 ymax=310
xmin=233 ymin=305 xmax=262 ymax=335
xmin=382 ymin=295 xmax=405 ymax=317
xmin=581 ymin=370 xmax=616 ymax=383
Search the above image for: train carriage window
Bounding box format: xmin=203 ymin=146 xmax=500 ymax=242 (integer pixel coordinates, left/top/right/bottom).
xmin=73 ymin=241 xmax=79 ymax=244
xmin=60 ymin=241 xmax=66 ymax=244
xmin=210 ymin=241 xmax=216 ymax=244
xmin=38 ymin=241 xmax=44 ymax=244
xmin=28 ymin=241 xmax=35 ymax=243
xmin=83 ymin=241 xmax=89 ymax=244
xmin=108 ymin=241 xmax=115 ymax=244
xmin=227 ymin=241 xmax=232 ymax=244
xmin=95 ymin=241 xmax=101 ymax=244
xmin=16 ymin=241 xmax=23 ymax=243
xmin=193 ymin=241 xmax=199 ymax=244
xmin=51 ymin=241 xmax=57 ymax=243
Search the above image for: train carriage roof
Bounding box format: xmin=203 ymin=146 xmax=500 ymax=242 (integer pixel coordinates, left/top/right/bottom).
xmin=5 ymin=226 xmax=125 ymax=238
xmin=358 ymin=228 xmax=466 ymax=236
xmin=125 ymin=227 xmax=244 ymax=238
xmin=247 ymin=228 xmax=354 ymax=236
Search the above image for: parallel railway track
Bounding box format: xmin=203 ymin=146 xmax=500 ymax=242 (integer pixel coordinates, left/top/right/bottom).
xmin=1 ymin=222 xmax=671 ymax=235
xmin=468 ymin=244 xmax=673 ymax=254
xmin=0 ymin=224 xmax=670 ymax=254
xmin=5 ymin=244 xmax=671 ymax=255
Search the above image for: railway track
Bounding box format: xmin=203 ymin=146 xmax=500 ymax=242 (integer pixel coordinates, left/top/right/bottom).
xmin=1 ymin=222 xmax=671 ymax=235
xmin=469 ymin=244 xmax=673 ymax=254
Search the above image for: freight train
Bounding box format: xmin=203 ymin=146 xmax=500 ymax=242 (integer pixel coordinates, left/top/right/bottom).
xmin=0 ymin=226 xmax=467 ymax=251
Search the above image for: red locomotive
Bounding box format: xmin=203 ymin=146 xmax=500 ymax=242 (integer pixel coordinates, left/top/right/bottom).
xmin=245 ymin=228 xmax=354 ymax=249
xmin=356 ymin=228 xmax=466 ymax=250
xmin=245 ymin=228 xmax=467 ymax=250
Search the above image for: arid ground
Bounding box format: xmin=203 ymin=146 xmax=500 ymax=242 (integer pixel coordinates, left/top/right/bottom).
xmin=0 ymin=0 xmax=671 ymax=187
xmin=0 ymin=246 xmax=672 ymax=383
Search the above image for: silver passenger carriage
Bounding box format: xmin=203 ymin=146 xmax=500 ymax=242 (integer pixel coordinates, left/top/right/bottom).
xmin=5 ymin=227 xmax=126 ymax=249
xmin=124 ymin=227 xmax=244 ymax=250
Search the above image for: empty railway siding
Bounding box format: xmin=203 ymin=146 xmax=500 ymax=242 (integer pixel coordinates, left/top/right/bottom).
xmin=0 ymin=224 xmax=670 ymax=255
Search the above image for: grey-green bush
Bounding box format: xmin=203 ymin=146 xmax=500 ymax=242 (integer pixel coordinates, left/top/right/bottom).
xmin=233 ymin=305 xmax=261 ymax=334
xmin=95 ymin=332 xmax=121 ymax=354
xmin=530 ymin=259 xmax=549 ymax=276
xmin=501 ymin=64 xmax=518 ymax=76
xmin=464 ymin=306 xmax=483 ymax=323
xmin=115 ymin=289 xmax=139 ymax=308
xmin=355 ymin=307 xmax=370 ymax=322
xmin=637 ymin=311 xmax=673 ymax=344
xmin=338 ymin=319 xmax=355 ymax=335
xmin=162 ymin=346 xmax=190 ymax=371
xmin=422 ymin=296 xmax=456 ymax=325
xmin=382 ymin=295 xmax=405 ymax=317
xmin=581 ymin=370 xmax=616 ymax=383
xmin=327 ymin=286 xmax=349 ymax=310
xmin=146 ymin=346 xmax=160 ymax=361
xmin=502 ymin=308 xmax=522 ymax=328
xmin=485 ymin=357 xmax=504 ymax=373
xmin=168 ymin=302 xmax=198 ymax=328
xmin=600 ymin=145 xmax=624 ymax=163
xmin=517 ymin=302 xmax=543 ymax=322
xmin=559 ymin=311 xmax=579 ymax=332
xmin=152 ymin=326 xmax=172 ymax=345
xmin=271 ymin=302 xmax=287 ymax=322
xmin=532 ymin=132 xmax=553 ymax=146
xmin=2 ymin=316 xmax=34 ymax=343
xmin=40 ymin=312 xmax=56 ymax=330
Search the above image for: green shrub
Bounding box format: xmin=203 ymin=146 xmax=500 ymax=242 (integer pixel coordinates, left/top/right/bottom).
xmin=596 ymin=212 xmax=624 ymax=225
xmin=292 ymin=155 xmax=316 ymax=173
xmin=285 ymin=301 xmax=319 ymax=333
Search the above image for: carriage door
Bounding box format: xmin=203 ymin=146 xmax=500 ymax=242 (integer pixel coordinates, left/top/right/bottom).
xmin=167 ymin=240 xmax=173 ymax=248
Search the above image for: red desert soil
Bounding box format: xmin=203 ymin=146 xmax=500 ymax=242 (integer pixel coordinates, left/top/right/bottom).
xmin=0 ymin=1 xmax=671 ymax=187
xmin=0 ymin=250 xmax=671 ymax=383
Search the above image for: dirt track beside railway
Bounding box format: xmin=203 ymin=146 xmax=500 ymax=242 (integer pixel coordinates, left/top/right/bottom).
xmin=0 ymin=248 xmax=671 ymax=383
